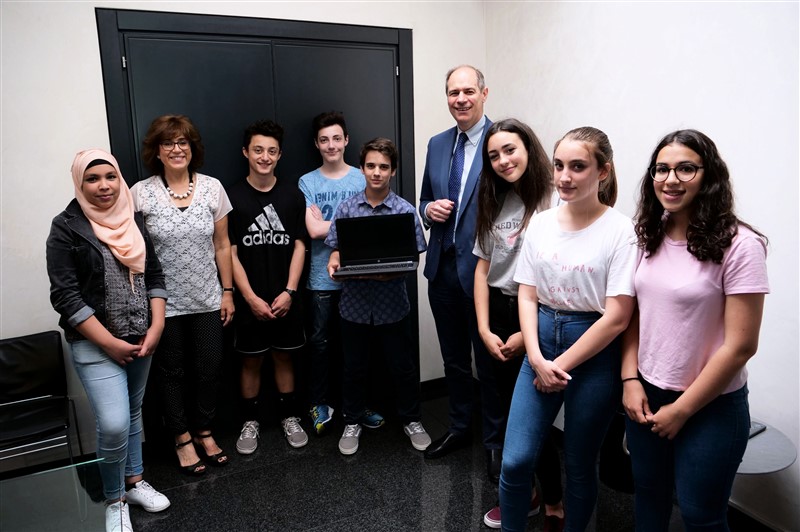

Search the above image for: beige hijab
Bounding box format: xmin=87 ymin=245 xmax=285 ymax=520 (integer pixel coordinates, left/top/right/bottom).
xmin=71 ymin=149 xmax=145 ymax=275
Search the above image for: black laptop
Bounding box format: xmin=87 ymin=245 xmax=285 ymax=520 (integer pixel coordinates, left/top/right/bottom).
xmin=332 ymin=213 xmax=420 ymax=278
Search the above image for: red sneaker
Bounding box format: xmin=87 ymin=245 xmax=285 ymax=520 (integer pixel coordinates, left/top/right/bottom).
xmin=482 ymin=493 xmax=541 ymax=529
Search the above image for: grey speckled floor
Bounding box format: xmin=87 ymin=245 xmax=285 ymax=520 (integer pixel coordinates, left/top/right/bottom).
xmin=1 ymin=393 xmax=774 ymax=531
xmin=130 ymin=395 xmax=662 ymax=532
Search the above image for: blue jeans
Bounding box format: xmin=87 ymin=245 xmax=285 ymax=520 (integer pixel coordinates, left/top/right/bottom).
xmin=307 ymin=290 xmax=341 ymax=406
xmin=500 ymin=305 xmax=621 ymax=532
xmin=625 ymin=379 xmax=749 ymax=531
xmin=70 ymin=339 xmax=152 ymax=501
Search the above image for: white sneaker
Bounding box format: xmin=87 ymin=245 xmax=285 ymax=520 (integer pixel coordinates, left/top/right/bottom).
xmin=404 ymin=421 xmax=432 ymax=451
xmin=339 ymin=424 xmax=362 ymax=455
xmin=125 ymin=480 xmax=170 ymax=513
xmin=236 ymin=420 xmax=260 ymax=455
xmin=105 ymin=501 xmax=133 ymax=532
xmin=281 ymin=416 xmax=309 ymax=448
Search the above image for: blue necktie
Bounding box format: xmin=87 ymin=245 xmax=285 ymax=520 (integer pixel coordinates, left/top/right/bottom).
xmin=443 ymin=132 xmax=467 ymax=251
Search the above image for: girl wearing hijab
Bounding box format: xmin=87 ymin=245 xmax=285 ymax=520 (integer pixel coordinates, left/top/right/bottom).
xmin=47 ymin=149 xmax=170 ymax=532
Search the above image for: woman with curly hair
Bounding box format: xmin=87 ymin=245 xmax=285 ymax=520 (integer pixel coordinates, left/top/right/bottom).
xmin=131 ymin=115 xmax=235 ymax=474
xmin=622 ymin=129 xmax=769 ymax=531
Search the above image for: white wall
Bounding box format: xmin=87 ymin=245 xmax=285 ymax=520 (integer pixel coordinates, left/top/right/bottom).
xmin=2 ymin=1 xmax=797 ymax=528
xmin=485 ymin=2 xmax=799 ymax=530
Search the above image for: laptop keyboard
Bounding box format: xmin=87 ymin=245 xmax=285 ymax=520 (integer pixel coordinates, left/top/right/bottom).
xmin=342 ymin=261 xmax=414 ymax=273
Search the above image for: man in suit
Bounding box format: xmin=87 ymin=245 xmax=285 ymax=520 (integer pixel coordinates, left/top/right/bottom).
xmin=419 ymin=65 xmax=504 ymax=476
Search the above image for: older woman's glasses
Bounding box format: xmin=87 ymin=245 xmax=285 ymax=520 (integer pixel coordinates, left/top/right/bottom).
xmin=160 ymin=139 xmax=190 ymax=151
xmin=649 ymin=163 xmax=703 ymax=183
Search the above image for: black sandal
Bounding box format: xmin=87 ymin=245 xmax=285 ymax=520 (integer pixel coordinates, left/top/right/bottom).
xmin=193 ymin=432 xmax=229 ymax=467
xmin=175 ymin=438 xmax=207 ymax=475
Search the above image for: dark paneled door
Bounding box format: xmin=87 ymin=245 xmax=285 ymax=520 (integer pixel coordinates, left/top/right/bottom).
xmin=124 ymin=37 xmax=400 ymax=189
xmin=125 ymin=36 xmax=276 ymax=185
xmin=97 ymin=9 xmax=414 ymax=191
xmin=124 ymin=37 xmax=398 ymax=189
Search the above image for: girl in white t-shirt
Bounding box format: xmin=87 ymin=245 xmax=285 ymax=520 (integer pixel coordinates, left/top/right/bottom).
xmin=499 ymin=127 xmax=637 ymax=532
xmin=622 ymin=130 xmax=768 ymax=531
xmin=472 ymin=119 xmax=564 ymax=530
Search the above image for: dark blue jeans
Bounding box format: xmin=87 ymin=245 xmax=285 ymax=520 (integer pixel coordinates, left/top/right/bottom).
xmin=500 ymin=305 xmax=621 ymax=532
xmin=340 ymin=316 xmax=421 ymax=425
xmin=307 ymin=290 xmax=341 ymax=406
xmin=625 ymin=379 xmax=750 ymax=532
xmin=428 ymin=250 xmax=503 ymax=448
xmin=489 ymin=288 xmax=563 ymax=503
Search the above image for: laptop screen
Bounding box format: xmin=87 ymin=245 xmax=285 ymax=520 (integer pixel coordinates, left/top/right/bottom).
xmin=336 ymin=213 xmax=417 ymax=265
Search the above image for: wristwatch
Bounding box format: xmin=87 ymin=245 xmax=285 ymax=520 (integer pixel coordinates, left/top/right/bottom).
xmin=284 ymin=288 xmax=297 ymax=299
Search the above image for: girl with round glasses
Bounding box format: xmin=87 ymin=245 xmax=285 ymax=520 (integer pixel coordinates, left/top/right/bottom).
xmin=472 ymin=119 xmax=565 ymax=530
xmin=500 ymin=127 xmax=637 ymax=532
xmin=622 ymin=129 xmax=769 ymax=530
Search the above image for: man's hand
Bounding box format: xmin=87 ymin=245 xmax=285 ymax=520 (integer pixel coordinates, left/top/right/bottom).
xmin=426 ymin=199 xmax=455 ymax=223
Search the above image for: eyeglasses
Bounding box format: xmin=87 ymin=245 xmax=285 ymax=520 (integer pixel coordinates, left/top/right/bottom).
xmin=649 ymin=163 xmax=703 ymax=183
xmin=160 ymin=139 xmax=190 ymax=151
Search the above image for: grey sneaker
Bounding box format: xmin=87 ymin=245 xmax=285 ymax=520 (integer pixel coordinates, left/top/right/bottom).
xmin=339 ymin=424 xmax=362 ymax=455
xmin=125 ymin=480 xmax=170 ymax=512
xmin=281 ymin=416 xmax=308 ymax=448
xmin=236 ymin=420 xmax=260 ymax=455
xmin=404 ymin=421 xmax=432 ymax=451
xmin=105 ymin=501 xmax=132 ymax=532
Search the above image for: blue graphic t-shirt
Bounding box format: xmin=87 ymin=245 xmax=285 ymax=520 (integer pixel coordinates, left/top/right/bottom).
xmin=298 ymin=167 xmax=364 ymax=290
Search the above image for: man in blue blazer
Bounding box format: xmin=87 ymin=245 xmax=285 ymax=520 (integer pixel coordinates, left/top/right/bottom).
xmin=419 ymin=65 xmax=503 ymax=473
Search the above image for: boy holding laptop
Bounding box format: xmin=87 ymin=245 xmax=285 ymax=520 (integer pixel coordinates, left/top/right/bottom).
xmin=325 ymin=137 xmax=430 ymax=455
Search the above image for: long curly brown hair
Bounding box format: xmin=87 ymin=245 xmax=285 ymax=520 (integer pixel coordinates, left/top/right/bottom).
xmin=475 ymin=119 xmax=553 ymax=255
xmin=634 ymin=129 xmax=766 ymax=263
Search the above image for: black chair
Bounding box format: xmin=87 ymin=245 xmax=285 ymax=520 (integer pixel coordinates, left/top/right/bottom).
xmin=0 ymin=330 xmax=82 ymax=467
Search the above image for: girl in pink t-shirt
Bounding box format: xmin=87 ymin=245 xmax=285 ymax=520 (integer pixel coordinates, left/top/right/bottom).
xmin=622 ymin=130 xmax=769 ymax=531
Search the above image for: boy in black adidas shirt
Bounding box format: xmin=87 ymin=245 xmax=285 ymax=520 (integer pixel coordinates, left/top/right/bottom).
xmin=228 ymin=120 xmax=308 ymax=453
